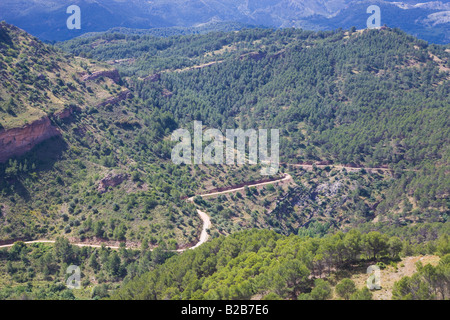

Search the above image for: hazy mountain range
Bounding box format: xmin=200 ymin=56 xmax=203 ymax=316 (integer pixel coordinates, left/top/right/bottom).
xmin=0 ymin=1 xmax=449 ymax=42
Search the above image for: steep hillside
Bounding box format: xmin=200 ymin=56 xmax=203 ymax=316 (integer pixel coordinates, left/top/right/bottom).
xmin=0 ymin=21 xmax=448 ymax=300
xmin=60 ymin=26 xmax=450 ymax=233
xmin=0 ymin=22 xmax=129 ymax=163
xmin=0 ymin=23 xmax=125 ymax=129
xmin=1 ymin=23 xmax=266 ymax=248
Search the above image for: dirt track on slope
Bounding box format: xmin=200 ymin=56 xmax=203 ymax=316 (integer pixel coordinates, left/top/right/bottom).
xmin=0 ymin=161 xmax=403 ymax=252
xmin=0 ymin=174 xmax=292 ymax=252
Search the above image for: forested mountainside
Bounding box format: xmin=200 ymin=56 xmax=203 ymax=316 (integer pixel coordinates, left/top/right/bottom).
xmin=59 ymin=27 xmax=449 ymax=232
xmin=0 ymin=23 xmax=448 ymax=299
xmin=0 ymin=22 xmax=266 ymax=248
xmin=1 ymin=225 xmax=448 ymax=299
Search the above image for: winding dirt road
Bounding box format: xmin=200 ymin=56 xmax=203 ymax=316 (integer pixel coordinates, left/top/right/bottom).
xmin=0 ymin=173 xmax=292 ymax=252
xmin=0 ymin=162 xmax=394 ymax=252
xmin=177 ymin=209 xmax=211 ymax=252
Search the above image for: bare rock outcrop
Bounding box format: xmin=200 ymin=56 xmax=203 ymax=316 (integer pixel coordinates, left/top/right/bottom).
xmin=54 ymin=104 xmax=81 ymax=120
xmin=96 ymin=89 xmax=132 ymax=108
xmin=0 ymin=117 xmax=60 ymax=163
xmin=81 ymin=69 xmax=121 ymax=84
xmin=98 ymin=173 xmax=128 ymax=194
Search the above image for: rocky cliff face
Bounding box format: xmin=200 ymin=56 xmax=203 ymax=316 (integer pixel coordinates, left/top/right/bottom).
xmin=81 ymin=69 xmax=121 ymax=84
xmin=0 ymin=69 xmax=128 ymax=163
xmin=0 ymin=116 xmax=60 ymax=163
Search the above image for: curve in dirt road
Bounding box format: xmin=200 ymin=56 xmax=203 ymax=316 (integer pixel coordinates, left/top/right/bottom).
xmin=176 ymin=209 xmax=212 ymax=252
xmin=0 ymin=165 xmax=396 ymax=252
xmin=180 ymin=173 xmax=292 ymax=251
xmin=0 ymin=173 xmax=292 ymax=252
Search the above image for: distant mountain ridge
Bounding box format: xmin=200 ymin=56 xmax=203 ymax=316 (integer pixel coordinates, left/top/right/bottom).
xmin=0 ymin=0 xmax=448 ymax=43
xmin=75 ymin=22 xmax=261 ymax=39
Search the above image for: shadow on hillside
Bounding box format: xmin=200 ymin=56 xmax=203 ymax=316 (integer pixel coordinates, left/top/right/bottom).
xmin=28 ymin=136 xmax=68 ymax=172
xmin=0 ymin=26 xmax=13 ymax=47
xmin=1 ymin=136 xmax=68 ymax=200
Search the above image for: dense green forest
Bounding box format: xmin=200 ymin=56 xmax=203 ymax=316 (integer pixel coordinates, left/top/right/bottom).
xmin=0 ymin=22 xmax=266 ymax=246
xmin=59 ymin=26 xmax=449 ymax=226
xmin=0 ymin=237 xmax=175 ymax=299
xmin=111 ymin=227 xmax=449 ymax=300
xmin=1 ymin=223 xmax=448 ymax=300
xmin=0 ymin=23 xmax=449 ymax=300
